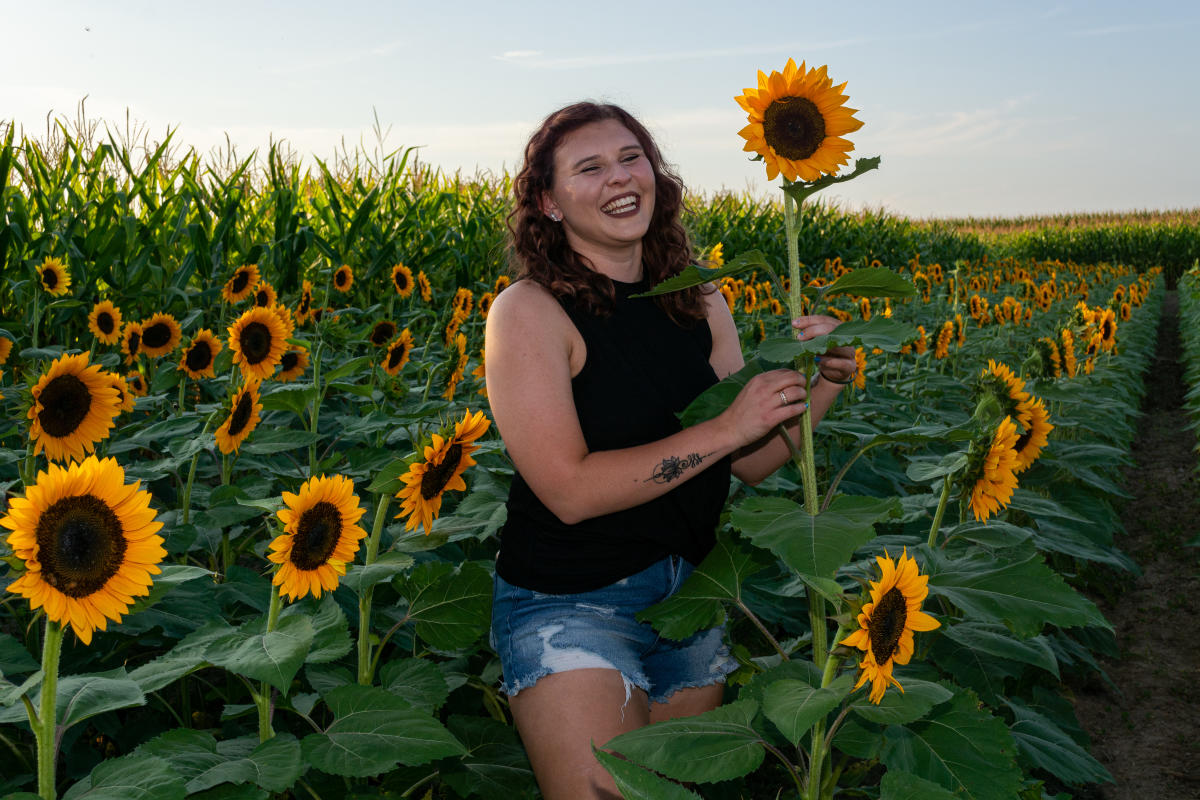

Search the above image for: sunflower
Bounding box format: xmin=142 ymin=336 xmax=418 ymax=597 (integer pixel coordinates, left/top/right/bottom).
xmin=735 ymin=59 xmax=863 ymax=183
xmin=1 ymin=455 xmax=166 ymax=644
xmin=215 ymin=380 xmax=263 ymax=454
xmin=269 ymin=474 xmax=368 ymax=601
xmin=980 ymin=360 xmax=1032 ymax=426
xmin=858 ymin=297 xmax=871 ymax=321
xmin=333 ymin=265 xmax=354 ymax=293
xmin=442 ymin=333 xmax=468 ymax=401
xmin=1098 ymin=309 xmax=1118 ymax=350
xmin=126 ymin=371 xmax=148 ymax=397
xmin=88 ymin=301 xmax=123 ymax=345
xmin=933 ymin=321 xmax=954 ymax=359
xmin=108 ymin=372 xmax=137 ymax=413
xmin=1060 ymin=329 xmax=1077 ymax=377
xmin=494 ymin=274 xmax=511 ymax=294
xmin=120 ymin=322 xmax=143 ymax=364
xmin=1119 ymin=302 xmax=1131 ymax=322
xmin=913 ymin=325 xmax=928 ymax=355
xmin=478 ymin=292 xmax=495 ymax=320
xmin=852 ymin=347 xmax=867 ymax=390
xmin=719 ymin=284 xmax=737 ymax=313
xmin=472 ymin=348 xmax=487 ymax=397
xmin=228 ymin=306 xmax=288 ymax=381
xmin=964 ymin=416 xmax=1020 ymax=523
xmin=276 ymin=347 xmax=309 ymax=383
xmin=253 ymin=280 xmax=277 ymax=308
xmin=179 ymin=329 xmax=223 ymax=379
xmin=444 ymin=315 xmax=464 ymax=347
xmin=707 ymin=242 xmax=724 ymax=267
xmin=38 ymin=256 xmax=72 ymax=296
xmin=743 ymin=285 xmax=758 ymax=313
xmin=1014 ymin=398 xmax=1053 ymax=473
xmin=394 ymin=409 xmax=491 ymax=534
xmin=417 ymin=271 xmax=432 ymax=303
xmin=222 ymin=265 xmax=260 ymax=304
xmin=295 ymin=280 xmax=314 ymax=325
xmin=838 ymin=549 xmax=940 ymax=704
xmin=369 ymin=320 xmax=397 ymax=347
xmin=270 ymin=303 xmax=295 ymax=336
xmin=382 ymin=329 xmax=414 ymax=376
xmin=138 ymin=313 xmax=182 ymax=358
xmin=0 ymin=336 xmax=12 ymax=365
xmin=27 ymin=353 xmax=122 ymax=463
xmin=954 ymin=313 xmax=966 ymax=347
xmin=391 ymin=263 xmax=415 ymax=297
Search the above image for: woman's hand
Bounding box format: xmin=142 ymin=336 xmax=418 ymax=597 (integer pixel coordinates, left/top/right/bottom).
xmin=791 ymin=315 xmax=857 ymax=383
xmin=720 ymin=368 xmax=809 ymax=448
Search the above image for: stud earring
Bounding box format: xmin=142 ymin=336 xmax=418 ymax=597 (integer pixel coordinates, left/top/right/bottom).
xmin=547 ymin=212 xmax=562 ymax=222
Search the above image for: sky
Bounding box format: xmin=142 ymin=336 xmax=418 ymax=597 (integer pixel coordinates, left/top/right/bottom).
xmin=4 ymin=0 xmax=1198 ymax=218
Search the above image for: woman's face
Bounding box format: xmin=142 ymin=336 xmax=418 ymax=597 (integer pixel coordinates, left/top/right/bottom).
xmin=542 ymin=118 xmax=656 ymax=257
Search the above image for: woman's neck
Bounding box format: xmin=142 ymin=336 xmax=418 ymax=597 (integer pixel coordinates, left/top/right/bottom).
xmin=566 ymin=237 xmax=644 ymax=283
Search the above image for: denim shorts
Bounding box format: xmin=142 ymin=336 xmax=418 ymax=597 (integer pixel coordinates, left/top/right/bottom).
xmin=490 ymin=555 xmax=738 ymax=706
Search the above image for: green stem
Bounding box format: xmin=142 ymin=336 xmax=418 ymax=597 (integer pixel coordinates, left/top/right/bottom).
xmin=36 ymin=620 xmax=64 ymax=800
xmin=926 ymin=472 xmax=955 ymax=548
xmin=762 ymin=742 xmax=805 ymax=797
xmin=258 ymin=588 xmax=284 ymax=742
xmin=308 ymin=344 xmax=324 ymax=475
xmin=32 ymin=290 xmax=41 ymax=351
xmin=807 ymin=625 xmax=847 ymax=800
xmin=177 ymin=377 xmax=186 ymax=417
xmin=182 ymin=412 xmax=218 ymax=526
xmin=357 ymin=493 xmax=391 ymax=685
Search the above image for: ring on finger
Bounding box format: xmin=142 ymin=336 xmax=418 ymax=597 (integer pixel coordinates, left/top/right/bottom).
xmin=779 ymin=390 xmax=789 ymax=407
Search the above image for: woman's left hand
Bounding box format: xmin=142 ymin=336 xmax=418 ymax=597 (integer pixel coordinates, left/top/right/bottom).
xmin=791 ymin=315 xmax=857 ymax=383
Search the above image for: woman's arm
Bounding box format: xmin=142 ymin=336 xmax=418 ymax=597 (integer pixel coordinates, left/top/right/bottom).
xmin=484 ymin=281 xmax=807 ymax=525
xmin=704 ymin=291 xmax=856 ymax=485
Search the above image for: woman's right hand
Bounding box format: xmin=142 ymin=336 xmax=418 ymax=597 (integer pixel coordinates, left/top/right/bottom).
xmin=719 ymin=368 xmax=809 ymax=448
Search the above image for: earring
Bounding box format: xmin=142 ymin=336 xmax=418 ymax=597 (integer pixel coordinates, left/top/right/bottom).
xmin=547 ymin=211 xmax=562 ymax=222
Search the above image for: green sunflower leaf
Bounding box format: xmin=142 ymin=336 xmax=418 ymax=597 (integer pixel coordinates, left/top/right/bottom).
xmin=757 ymin=318 xmax=918 ymax=363
xmin=849 ymin=678 xmax=953 ymax=725
xmin=941 ymin=622 xmax=1059 ymax=678
xmin=341 ymin=551 xmax=416 ymax=594
xmin=396 ymin=561 xmax=492 ymax=651
xmin=879 ymin=771 xmax=960 ymax=800
xmin=821 ymin=267 xmax=917 ymax=299
xmin=631 ymin=251 xmax=771 ymax=297
xmin=380 ymin=658 xmax=450 ymax=712
xmin=677 ymin=358 xmax=767 ymax=428
xmin=301 ymin=685 xmax=466 ymax=776
xmin=592 ymin=746 xmax=703 ymax=799
xmin=636 ymin=532 xmax=771 ymax=640
xmin=1005 ymin=700 xmax=1113 ymax=785
xmin=603 ymin=699 xmax=765 ymax=784
xmin=139 ymin=729 xmax=304 ymax=793
xmin=0 ymin=633 xmax=38 ymax=676
xmin=440 ymin=715 xmax=538 ymax=799
xmin=204 ymin=614 xmax=315 ymax=693
xmin=761 ymin=680 xmax=846 ymax=746
xmin=59 ymin=752 xmax=187 ymax=800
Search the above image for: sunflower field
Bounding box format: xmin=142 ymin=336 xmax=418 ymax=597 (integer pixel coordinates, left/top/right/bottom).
xmin=0 ymin=109 xmax=1174 ymax=800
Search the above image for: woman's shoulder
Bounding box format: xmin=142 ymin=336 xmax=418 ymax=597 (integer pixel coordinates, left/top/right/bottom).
xmin=487 ymin=278 xmax=575 ymax=336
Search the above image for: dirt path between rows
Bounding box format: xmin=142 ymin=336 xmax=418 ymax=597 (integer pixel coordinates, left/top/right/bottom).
xmin=1072 ymin=289 xmax=1200 ymax=799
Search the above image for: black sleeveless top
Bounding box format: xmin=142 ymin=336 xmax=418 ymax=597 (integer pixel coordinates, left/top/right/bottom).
xmin=495 ymin=277 xmax=732 ymax=593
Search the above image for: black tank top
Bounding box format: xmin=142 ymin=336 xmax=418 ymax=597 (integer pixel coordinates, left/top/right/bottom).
xmin=495 ymin=277 xmax=732 ymax=593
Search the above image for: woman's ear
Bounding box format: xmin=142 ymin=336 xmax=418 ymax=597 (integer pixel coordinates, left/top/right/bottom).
xmin=540 ymin=192 xmax=562 ymax=222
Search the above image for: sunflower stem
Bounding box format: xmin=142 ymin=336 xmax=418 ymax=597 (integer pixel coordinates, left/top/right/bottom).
xmin=357 ymin=493 xmax=391 ymax=685
xmin=35 ymin=619 xmax=64 ymax=800
xmin=308 ymin=343 xmax=324 ymax=475
xmin=926 ymin=472 xmax=955 ymax=548
xmin=32 ymin=289 xmax=41 ymax=351
xmin=257 ymin=588 xmax=284 ymax=742
xmin=761 ymin=742 xmax=805 ymax=798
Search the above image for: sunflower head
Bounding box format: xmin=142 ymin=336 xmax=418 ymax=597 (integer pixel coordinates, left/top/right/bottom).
xmin=270 ymin=474 xmax=368 ymax=602
xmin=2 ymin=455 xmax=165 ymax=644
xmin=139 ymin=313 xmax=182 ymax=358
xmin=417 ymin=271 xmax=432 ymax=303
xmin=215 ymin=380 xmax=263 ymax=454
xmin=391 ymin=263 xmax=415 ymax=297
xmin=977 ymin=360 xmax=1031 ymax=423
xmin=222 ymin=265 xmax=261 ymax=303
xmin=126 ymin=371 xmax=148 ymax=397
xmin=253 ymin=280 xmax=277 ymax=308
xmin=333 ymin=265 xmax=354 ymax=293
xmin=276 ymin=346 xmax=309 ymax=383
xmin=296 ymin=280 xmax=314 ymax=324
xmin=27 ymin=353 xmax=122 ymax=463
xmin=0 ymin=336 xmax=12 ymax=366
xmin=88 ymin=301 xmax=123 ymax=345
xmin=735 ymin=58 xmax=863 ymax=183
xmin=394 ymin=409 xmax=491 ymax=534
xmin=180 ymin=330 xmax=223 ymax=379
xmin=1013 ymin=397 xmax=1053 ymax=473
xmin=121 ymin=322 xmax=143 ymax=364
xmin=382 ymin=329 xmax=415 ymax=377
xmin=228 ymin=307 xmax=289 ymax=381
xmin=369 ymin=320 xmax=398 ymax=347
xmin=38 ymin=257 xmax=72 ymax=296
xmin=493 ymin=274 xmax=511 ymax=294
xmin=108 ymin=372 xmax=137 ymax=413
xmin=838 ymin=548 xmax=939 ymax=704
xmin=961 ymin=416 xmax=1021 ymax=523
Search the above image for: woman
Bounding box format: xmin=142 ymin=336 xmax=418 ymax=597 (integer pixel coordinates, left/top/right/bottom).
xmin=484 ymin=102 xmax=855 ymax=799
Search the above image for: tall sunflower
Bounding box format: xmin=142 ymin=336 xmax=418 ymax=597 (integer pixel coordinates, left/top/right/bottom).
xmin=276 ymin=347 xmax=309 ymax=383
xmin=395 ymin=409 xmax=491 ymax=534
xmin=333 ymin=265 xmax=354 ymax=293
xmin=391 ymin=263 xmax=415 ymax=297
xmin=179 ymin=330 xmax=223 ymax=379
xmin=735 ymin=59 xmax=863 ymax=183
xmin=228 ymin=307 xmax=289 ymax=381
xmin=964 ymin=416 xmax=1020 ymax=523
xmin=138 ymin=313 xmax=182 ymax=358
xmin=1014 ymin=398 xmax=1053 ymax=473
xmin=838 ymin=549 xmax=939 ymax=704
xmin=38 ymin=257 xmax=71 ymax=296
xmin=269 ymin=474 xmax=368 ymax=601
xmin=88 ymin=301 xmax=123 ymax=345
xmin=215 ymin=380 xmax=263 ymax=454
xmin=382 ymin=329 xmax=414 ymax=376
xmin=2 ymin=455 xmax=165 ymax=644
xmin=222 ymin=264 xmax=260 ymax=304
xmin=120 ymin=322 xmax=142 ymax=365
xmin=28 ymin=353 xmax=122 ymax=463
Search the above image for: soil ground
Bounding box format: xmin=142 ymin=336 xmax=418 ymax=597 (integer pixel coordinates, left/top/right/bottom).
xmin=1072 ymin=290 xmax=1200 ymax=799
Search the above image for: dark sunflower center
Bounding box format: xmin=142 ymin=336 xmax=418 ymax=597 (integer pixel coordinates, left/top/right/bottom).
xmin=231 ymin=270 xmax=251 ymax=294
xmin=281 ymin=351 xmax=299 ymax=371
xmin=128 ymin=331 xmax=141 ymax=353
xmin=420 ymin=443 xmax=463 ymax=500
xmin=36 ymin=494 xmax=126 ymax=597
xmin=762 ymin=96 xmax=826 ymax=161
xmin=239 ymin=322 xmax=272 ymax=364
xmin=130 ymin=375 xmax=144 ymax=392
xmin=868 ymin=587 xmax=908 ymax=662
xmin=255 ymin=289 xmax=270 ymax=307
xmin=43 ymin=268 xmax=59 ymax=289
xmin=1015 ymin=429 xmax=1033 ymax=452
xmin=38 ymin=374 xmax=93 ymax=437
xmin=142 ymin=322 xmax=171 ymax=349
xmin=299 ymin=293 xmax=311 ymax=314
xmin=335 ymin=270 xmax=349 ymax=287
xmin=394 ymin=272 xmax=410 ymax=291
xmin=387 ymin=341 xmax=409 ymax=369
xmin=290 ymin=501 xmax=343 ymax=570
xmin=185 ymin=341 xmax=213 ymax=372
xmin=97 ymin=312 xmax=115 ymax=334
xmin=371 ymin=323 xmax=396 ymax=346
xmin=228 ymin=391 xmax=253 ymax=436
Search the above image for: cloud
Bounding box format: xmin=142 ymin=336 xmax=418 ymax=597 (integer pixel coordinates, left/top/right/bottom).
xmin=861 ymin=95 xmax=1041 ymax=157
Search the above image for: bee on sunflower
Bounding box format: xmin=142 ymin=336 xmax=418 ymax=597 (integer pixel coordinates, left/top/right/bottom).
xmin=38 ymin=257 xmax=71 ymax=296
xmin=222 ymin=265 xmax=260 ymax=304
xmin=215 ymin=380 xmax=263 ymax=454
xmin=228 ymin=306 xmax=289 ymax=381
xmin=394 ymin=409 xmax=491 ymax=534
xmin=838 ymin=549 xmax=940 ymax=704
xmin=27 ymin=353 xmax=122 ymax=463
xmin=333 ymin=265 xmax=354 ymax=293
xmin=88 ymin=301 xmax=123 ymax=345
xmin=269 ymin=474 xmax=368 ymax=601
xmin=138 ymin=313 xmax=183 ymax=358
xmin=2 ymin=455 xmax=166 ymax=644
xmin=179 ymin=330 xmax=223 ymax=380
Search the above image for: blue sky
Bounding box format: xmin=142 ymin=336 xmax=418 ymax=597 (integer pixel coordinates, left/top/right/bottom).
xmin=4 ymin=0 xmax=1198 ymax=217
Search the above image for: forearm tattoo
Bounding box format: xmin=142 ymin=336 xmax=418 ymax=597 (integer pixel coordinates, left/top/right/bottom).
xmin=645 ymin=451 xmax=716 ymax=484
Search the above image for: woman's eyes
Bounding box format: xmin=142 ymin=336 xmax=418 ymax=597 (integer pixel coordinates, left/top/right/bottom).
xmin=579 ymin=154 xmax=640 ymax=174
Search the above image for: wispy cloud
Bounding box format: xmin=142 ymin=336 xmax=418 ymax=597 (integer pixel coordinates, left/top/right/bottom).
xmin=492 ymin=38 xmax=870 ymax=70
xmin=862 ymin=95 xmax=1040 ymax=157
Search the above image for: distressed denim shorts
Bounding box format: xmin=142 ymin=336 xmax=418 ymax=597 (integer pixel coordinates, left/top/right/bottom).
xmin=490 ymin=555 xmax=738 ymax=706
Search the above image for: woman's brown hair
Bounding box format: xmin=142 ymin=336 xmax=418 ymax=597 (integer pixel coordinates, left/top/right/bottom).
xmin=508 ymin=102 xmax=707 ymax=324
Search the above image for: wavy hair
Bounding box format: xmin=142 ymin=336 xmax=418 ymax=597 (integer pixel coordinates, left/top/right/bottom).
xmin=508 ymin=102 xmax=707 ymax=324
